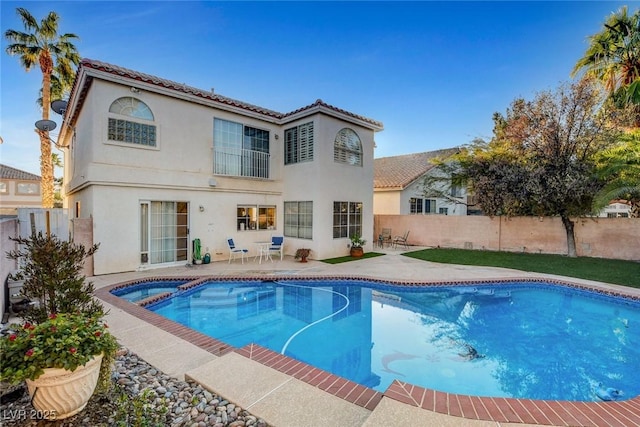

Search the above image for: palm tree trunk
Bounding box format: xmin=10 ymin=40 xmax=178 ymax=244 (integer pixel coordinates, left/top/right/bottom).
xmin=36 ymin=129 xmax=54 ymax=208
xmin=560 ymin=215 xmax=578 ymax=258
xmin=39 ymin=52 xmax=54 ymax=208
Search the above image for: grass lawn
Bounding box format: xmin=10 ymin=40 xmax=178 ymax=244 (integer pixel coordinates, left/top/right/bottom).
xmin=403 ymin=248 xmax=640 ymax=289
xmin=321 ymin=252 xmax=385 ymax=264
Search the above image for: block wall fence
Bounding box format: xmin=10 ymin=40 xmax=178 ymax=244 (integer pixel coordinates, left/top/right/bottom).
xmin=374 ymin=215 xmax=640 ymax=261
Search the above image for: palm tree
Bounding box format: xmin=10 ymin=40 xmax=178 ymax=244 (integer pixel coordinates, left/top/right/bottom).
xmin=572 ymin=6 xmax=640 ymax=122
xmin=5 ymin=8 xmax=79 ymax=208
xmin=594 ymin=131 xmax=640 ymax=217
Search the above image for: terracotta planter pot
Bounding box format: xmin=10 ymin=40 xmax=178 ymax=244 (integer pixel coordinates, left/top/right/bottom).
xmin=350 ymin=247 xmax=364 ymax=257
xmin=26 ymin=354 xmax=103 ymax=420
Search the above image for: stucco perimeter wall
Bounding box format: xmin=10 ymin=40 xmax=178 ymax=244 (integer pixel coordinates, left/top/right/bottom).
xmin=375 ymin=215 xmax=640 ymax=261
xmin=71 ymin=218 xmax=94 ymax=277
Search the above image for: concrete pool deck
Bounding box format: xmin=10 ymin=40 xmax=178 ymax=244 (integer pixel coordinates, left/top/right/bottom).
xmin=92 ymin=247 xmax=640 ymax=427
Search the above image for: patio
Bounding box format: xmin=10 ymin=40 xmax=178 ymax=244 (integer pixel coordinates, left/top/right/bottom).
xmin=92 ymin=247 xmax=640 ymax=427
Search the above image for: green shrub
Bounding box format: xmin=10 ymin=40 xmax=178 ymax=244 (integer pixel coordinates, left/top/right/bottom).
xmin=6 ymin=232 xmax=103 ymax=323
xmin=113 ymin=388 xmax=169 ymax=427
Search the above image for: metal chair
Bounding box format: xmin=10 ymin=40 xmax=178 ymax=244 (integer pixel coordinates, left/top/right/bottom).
xmin=392 ymin=230 xmax=410 ymax=250
xmin=379 ymin=228 xmax=392 ymax=248
xmin=227 ymin=237 xmax=248 ymax=264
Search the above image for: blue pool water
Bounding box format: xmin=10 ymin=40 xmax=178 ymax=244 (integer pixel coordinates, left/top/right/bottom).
xmin=111 ymin=280 xmax=187 ymax=303
xmin=125 ymin=279 xmax=640 ymax=401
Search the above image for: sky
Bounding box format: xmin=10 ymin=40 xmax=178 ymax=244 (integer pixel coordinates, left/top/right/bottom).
xmin=0 ymin=0 xmax=633 ymax=175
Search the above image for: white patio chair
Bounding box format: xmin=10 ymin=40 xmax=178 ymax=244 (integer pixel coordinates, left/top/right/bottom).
xmin=268 ymin=236 xmax=284 ymax=261
xmin=227 ymin=237 xmax=248 ymax=264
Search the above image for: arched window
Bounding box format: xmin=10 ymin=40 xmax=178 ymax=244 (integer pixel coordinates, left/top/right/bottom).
xmin=333 ymin=128 xmax=362 ymax=166
xmin=107 ymin=97 xmax=156 ymax=146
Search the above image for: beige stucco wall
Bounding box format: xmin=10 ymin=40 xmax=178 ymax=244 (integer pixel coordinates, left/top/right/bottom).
xmin=283 ymin=114 xmax=375 ymax=259
xmin=375 ymin=215 xmax=640 ymax=261
xmin=71 ymin=217 xmax=94 ymax=277
xmin=373 ymin=190 xmax=401 ymax=215
xmin=64 ymin=77 xmax=378 ymax=274
xmin=0 ymin=179 xmax=42 ymax=214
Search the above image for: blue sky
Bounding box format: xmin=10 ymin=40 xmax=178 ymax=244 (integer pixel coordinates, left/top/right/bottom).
xmin=0 ymin=1 xmax=631 ymax=175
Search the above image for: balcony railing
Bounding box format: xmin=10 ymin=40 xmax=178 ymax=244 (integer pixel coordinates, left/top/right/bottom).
xmin=214 ymin=148 xmax=270 ymax=179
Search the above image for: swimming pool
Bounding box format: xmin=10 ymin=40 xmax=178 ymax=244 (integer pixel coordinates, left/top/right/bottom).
xmin=110 ymin=280 xmax=188 ymax=303
xmin=114 ymin=278 xmax=640 ymax=402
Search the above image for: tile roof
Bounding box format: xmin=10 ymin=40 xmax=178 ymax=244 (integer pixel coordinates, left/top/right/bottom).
xmin=374 ymin=148 xmax=459 ymax=189
xmin=0 ymin=164 xmax=41 ymax=181
xmin=73 ymin=59 xmax=383 ymax=129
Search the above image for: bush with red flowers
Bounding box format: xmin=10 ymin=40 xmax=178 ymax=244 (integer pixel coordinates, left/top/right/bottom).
xmin=0 ymin=312 xmax=118 ymax=384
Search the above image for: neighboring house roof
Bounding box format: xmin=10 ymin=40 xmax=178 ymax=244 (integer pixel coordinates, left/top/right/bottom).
xmin=58 ymin=58 xmax=382 ymax=144
xmin=0 ymin=164 xmax=41 ymax=181
xmin=374 ymin=148 xmax=458 ymax=190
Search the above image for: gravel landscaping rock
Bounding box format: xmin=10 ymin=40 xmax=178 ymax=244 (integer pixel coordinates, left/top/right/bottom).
xmin=0 ymin=348 xmax=271 ymax=427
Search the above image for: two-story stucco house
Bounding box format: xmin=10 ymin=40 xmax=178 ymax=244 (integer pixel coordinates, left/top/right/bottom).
xmin=373 ymin=148 xmax=467 ymax=216
xmin=57 ymin=59 xmax=383 ymax=275
xmin=0 ymin=164 xmax=42 ymax=216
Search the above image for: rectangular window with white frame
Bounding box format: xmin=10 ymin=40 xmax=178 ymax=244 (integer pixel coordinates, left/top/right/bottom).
xmin=284 ymin=201 xmax=313 ymax=239
xmin=214 ymin=118 xmax=270 ymax=178
xmin=237 ymin=204 xmax=276 ymax=231
xmin=424 ymin=199 xmax=436 ymax=214
xmin=410 ymin=198 xmax=423 ymax=214
xmin=333 ymin=201 xmax=362 ymax=239
xmin=16 ymin=182 xmax=40 ymax=195
xmin=284 ymin=121 xmax=314 ymax=165
xmin=450 ymin=182 xmax=463 ymax=198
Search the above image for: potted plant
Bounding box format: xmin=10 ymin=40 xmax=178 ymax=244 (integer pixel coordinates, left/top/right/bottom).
xmin=3 ymin=232 xmax=118 ymax=419
xmin=294 ymin=248 xmax=311 ymax=263
xmin=0 ymin=312 xmax=118 ymax=419
xmin=349 ymin=234 xmax=367 ymax=257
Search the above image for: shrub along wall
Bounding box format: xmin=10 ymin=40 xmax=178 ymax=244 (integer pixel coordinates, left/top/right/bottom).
xmin=374 ymin=215 xmax=640 ymax=261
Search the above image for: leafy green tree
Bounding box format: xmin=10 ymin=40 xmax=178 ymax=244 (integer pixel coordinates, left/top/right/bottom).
xmin=5 ymin=8 xmax=80 ymax=208
xmin=446 ymin=80 xmax=618 ymax=257
xmin=594 ymin=130 xmax=640 ymax=217
xmin=572 ymin=6 xmax=640 ymax=124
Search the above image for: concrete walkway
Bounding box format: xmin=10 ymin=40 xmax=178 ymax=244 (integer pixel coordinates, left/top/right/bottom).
xmin=91 ymin=247 xmax=640 ymax=427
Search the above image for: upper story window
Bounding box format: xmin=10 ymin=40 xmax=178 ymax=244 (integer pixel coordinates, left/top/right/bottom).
xmin=107 ymin=97 xmax=157 ymax=147
xmin=409 ymin=198 xmax=423 ymax=214
xmin=284 ymin=122 xmax=314 ymax=165
xmin=0 ymin=182 xmax=7 ymax=193
xmin=214 ymin=118 xmax=270 ymax=178
xmin=334 ymin=128 xmax=362 ymax=166
xmin=16 ymin=182 xmax=40 ymax=195
xmin=410 ymin=198 xmax=436 ymax=214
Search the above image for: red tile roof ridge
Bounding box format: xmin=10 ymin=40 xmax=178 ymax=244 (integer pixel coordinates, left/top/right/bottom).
xmin=79 ymin=59 xmax=382 ymax=128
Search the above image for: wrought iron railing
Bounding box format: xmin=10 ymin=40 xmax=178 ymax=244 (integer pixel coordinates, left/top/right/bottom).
xmin=214 ymin=148 xmax=270 ymax=179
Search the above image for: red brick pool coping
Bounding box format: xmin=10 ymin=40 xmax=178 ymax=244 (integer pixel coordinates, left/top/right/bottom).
xmin=95 ymin=275 xmax=640 ymax=427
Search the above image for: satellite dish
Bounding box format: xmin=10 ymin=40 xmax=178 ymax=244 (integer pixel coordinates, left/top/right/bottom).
xmin=35 ymin=120 xmax=57 ymax=132
xmin=51 ymin=100 xmax=68 ymax=115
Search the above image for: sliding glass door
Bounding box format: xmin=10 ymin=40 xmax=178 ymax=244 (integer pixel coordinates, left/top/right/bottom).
xmin=140 ymin=201 xmax=188 ymax=265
